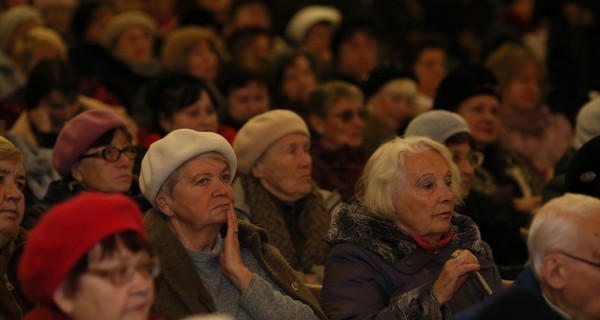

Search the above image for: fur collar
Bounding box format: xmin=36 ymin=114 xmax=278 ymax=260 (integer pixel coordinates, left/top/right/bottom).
xmin=327 ymin=203 xmax=489 ymax=264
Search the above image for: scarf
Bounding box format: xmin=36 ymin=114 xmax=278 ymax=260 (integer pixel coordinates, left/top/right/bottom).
xmin=412 ymin=230 xmax=456 ymax=254
xmin=241 ymin=175 xmax=330 ymax=272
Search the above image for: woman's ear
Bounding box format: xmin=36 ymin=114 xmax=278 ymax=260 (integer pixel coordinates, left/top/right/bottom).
xmin=70 ymin=163 xmax=84 ymax=183
xmin=156 ymin=189 xmax=174 ymax=217
xmin=308 ymin=114 xmax=325 ymax=135
xmin=53 ymin=283 xmax=75 ymax=315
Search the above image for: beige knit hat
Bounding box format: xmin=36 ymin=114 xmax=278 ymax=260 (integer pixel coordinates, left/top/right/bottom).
xmin=404 ymin=110 xmax=471 ymax=144
xmin=139 ymin=129 xmax=237 ymax=209
xmin=233 ymin=110 xmax=309 ymax=175
xmin=102 ymin=10 xmax=155 ymax=50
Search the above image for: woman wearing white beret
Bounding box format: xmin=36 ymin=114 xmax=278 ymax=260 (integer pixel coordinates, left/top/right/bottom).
xmin=139 ymin=129 xmax=326 ymax=320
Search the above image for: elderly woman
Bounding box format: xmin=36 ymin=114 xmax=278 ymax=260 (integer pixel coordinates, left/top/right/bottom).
xmin=23 ymin=108 xmax=141 ymax=229
xmin=233 ymin=110 xmax=340 ymax=284
xmin=0 ymin=137 xmax=32 ymax=319
xmin=139 ymin=129 xmax=326 ymax=320
xmin=19 ymin=192 xmax=159 ymax=320
xmin=320 ymin=136 xmax=502 ymax=319
xmin=307 ymin=80 xmax=368 ymax=202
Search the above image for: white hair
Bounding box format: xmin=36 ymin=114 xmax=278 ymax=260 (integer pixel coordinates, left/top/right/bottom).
xmin=528 ymin=193 xmax=600 ymax=279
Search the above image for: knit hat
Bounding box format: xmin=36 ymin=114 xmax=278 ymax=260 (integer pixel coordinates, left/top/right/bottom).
xmin=405 ymin=110 xmax=471 ymax=143
xmin=575 ymin=97 xmax=600 ymax=149
xmin=19 ymin=192 xmax=145 ymax=305
xmin=0 ymin=5 xmax=43 ymax=54
xmin=52 ymin=109 xmax=127 ymax=179
xmin=565 ymin=136 xmax=600 ymax=198
xmin=139 ymin=129 xmax=237 ymax=208
xmin=34 ymin=0 xmax=76 ymax=11
xmin=434 ymin=64 xmax=500 ymax=111
xmin=285 ymin=5 xmax=341 ymax=45
xmin=102 ymin=10 xmax=155 ymax=50
xmin=363 ymin=62 xmax=416 ymax=99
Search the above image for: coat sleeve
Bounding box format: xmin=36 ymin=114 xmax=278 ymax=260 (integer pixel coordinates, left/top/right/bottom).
xmin=321 ymin=245 xmax=450 ymax=320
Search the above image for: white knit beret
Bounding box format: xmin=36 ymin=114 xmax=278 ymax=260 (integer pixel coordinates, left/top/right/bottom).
xmin=233 ymin=110 xmax=309 ymax=175
xmin=575 ymin=97 xmax=600 ymax=149
xmin=139 ymin=129 xmax=237 ymax=209
xmin=285 ymin=5 xmax=341 ymax=45
xmin=404 ymin=110 xmax=471 ymax=143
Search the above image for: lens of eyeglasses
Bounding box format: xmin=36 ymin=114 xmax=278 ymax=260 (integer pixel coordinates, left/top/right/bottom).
xmin=101 ymin=259 xmax=160 ymax=286
xmin=101 ymin=146 xmax=137 ymax=162
xmin=469 ymin=151 xmax=484 ymax=168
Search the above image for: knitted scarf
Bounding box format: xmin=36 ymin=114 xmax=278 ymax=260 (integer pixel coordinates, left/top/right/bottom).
xmin=241 ymin=175 xmax=331 ymax=272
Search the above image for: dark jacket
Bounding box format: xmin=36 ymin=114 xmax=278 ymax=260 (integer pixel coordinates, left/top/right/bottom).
xmin=321 ymin=203 xmax=502 ymax=320
xmin=0 ymin=228 xmax=32 ymax=319
xmin=144 ymin=209 xmax=327 ymax=320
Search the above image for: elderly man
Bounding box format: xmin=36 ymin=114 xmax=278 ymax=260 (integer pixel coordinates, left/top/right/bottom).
xmin=0 ymin=136 xmax=32 ymax=318
xmin=233 ymin=110 xmax=340 ymax=284
xmin=460 ymin=193 xmax=600 ymax=319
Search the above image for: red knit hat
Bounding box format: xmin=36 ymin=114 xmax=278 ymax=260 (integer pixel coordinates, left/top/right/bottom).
xmin=52 ymin=108 xmax=127 ymax=179
xmin=18 ymin=192 xmax=145 ymax=305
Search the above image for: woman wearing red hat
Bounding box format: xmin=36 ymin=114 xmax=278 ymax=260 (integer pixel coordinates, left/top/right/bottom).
xmin=19 ymin=192 xmax=159 ymax=320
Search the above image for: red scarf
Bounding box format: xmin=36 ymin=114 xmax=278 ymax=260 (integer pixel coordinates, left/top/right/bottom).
xmin=412 ymin=230 xmax=455 ymax=254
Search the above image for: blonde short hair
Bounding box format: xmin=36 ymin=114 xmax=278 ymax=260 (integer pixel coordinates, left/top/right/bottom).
xmin=0 ymin=137 xmax=23 ymax=163
xmin=485 ymin=43 xmax=545 ymax=94
xmin=357 ymin=136 xmax=462 ymax=220
xmin=307 ymin=80 xmax=364 ymax=118
xmin=12 ymin=26 xmax=67 ymax=74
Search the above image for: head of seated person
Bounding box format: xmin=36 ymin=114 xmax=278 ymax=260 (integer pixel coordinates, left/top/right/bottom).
xmin=53 ymin=108 xmax=135 ymax=193
xmin=18 ymin=192 xmax=156 ymax=320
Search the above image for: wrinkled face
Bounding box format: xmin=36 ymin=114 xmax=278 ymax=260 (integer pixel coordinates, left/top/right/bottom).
xmin=456 ymin=94 xmax=502 ymax=145
xmin=72 ymin=130 xmax=134 ymax=193
xmin=392 ymin=150 xmax=455 ymax=241
xmin=187 ymin=41 xmax=219 ymax=81
xmin=280 ymin=55 xmax=316 ymax=104
xmin=163 ymin=157 xmax=232 ymax=230
xmin=252 ymin=133 xmax=312 ymax=202
xmin=114 ymin=26 xmax=153 ymax=64
xmin=548 ymin=216 xmax=600 ymax=319
xmin=161 ymin=90 xmax=218 ymax=134
xmin=226 ymin=81 xmax=269 ymax=122
xmin=447 ymin=143 xmax=475 ymax=198
xmin=502 ymin=62 xmax=542 ymax=112
xmin=337 ymin=31 xmax=378 ymax=80
xmin=56 ymin=244 xmax=155 ymax=320
xmin=0 ymin=159 xmax=25 ymax=240
xmin=413 ymin=48 xmax=447 ymax=94
xmin=314 ymin=96 xmax=366 ymax=150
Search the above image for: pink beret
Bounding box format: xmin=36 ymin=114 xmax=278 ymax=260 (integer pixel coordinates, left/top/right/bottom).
xmin=19 ymin=192 xmax=145 ymax=305
xmin=52 ymin=108 xmax=127 ymax=179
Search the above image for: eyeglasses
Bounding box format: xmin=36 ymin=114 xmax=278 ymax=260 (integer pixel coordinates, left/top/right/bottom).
xmin=87 ymin=258 xmax=160 ymax=286
xmin=79 ymin=146 xmax=138 ymax=162
xmin=556 ymin=251 xmax=600 ymax=269
xmin=453 ymin=151 xmax=484 ymax=168
xmin=331 ymin=109 xmax=368 ymax=123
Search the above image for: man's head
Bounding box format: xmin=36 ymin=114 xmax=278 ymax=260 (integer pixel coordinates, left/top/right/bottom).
xmin=0 ymin=137 xmax=25 ymax=246
xmin=528 ymin=193 xmax=600 ymax=319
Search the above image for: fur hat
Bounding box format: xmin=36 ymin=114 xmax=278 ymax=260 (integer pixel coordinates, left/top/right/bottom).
xmin=233 ymin=110 xmax=309 ymax=175
xmin=102 ymin=10 xmax=155 ymax=50
xmin=405 ymin=110 xmax=471 ymax=143
xmin=575 ymin=97 xmax=600 ymax=149
xmin=434 ymin=64 xmax=500 ymax=111
xmin=285 ymin=5 xmax=341 ymax=45
xmin=139 ymin=129 xmax=237 ymax=208
xmin=0 ymin=5 xmax=42 ymax=54
xmin=19 ymin=192 xmax=145 ymax=305
xmin=565 ymin=136 xmax=600 ymax=198
xmin=52 ymin=109 xmax=127 ymax=179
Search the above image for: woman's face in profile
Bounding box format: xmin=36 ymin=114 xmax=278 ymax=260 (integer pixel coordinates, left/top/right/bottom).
xmin=392 ymin=150 xmax=455 ymax=241
xmin=54 ymin=242 xmax=156 ymax=320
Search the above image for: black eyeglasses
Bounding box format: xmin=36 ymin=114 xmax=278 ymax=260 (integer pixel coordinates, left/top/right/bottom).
xmin=453 ymin=151 xmax=485 ymax=168
xmin=332 ymin=109 xmax=368 ymax=123
xmin=556 ymin=251 xmax=600 ymax=269
xmin=79 ymin=145 xmax=138 ymax=162
xmin=87 ymin=258 xmax=160 ymax=286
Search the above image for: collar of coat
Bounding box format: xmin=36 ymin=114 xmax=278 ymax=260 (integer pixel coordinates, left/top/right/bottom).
xmin=326 ymin=203 xmax=491 ymax=264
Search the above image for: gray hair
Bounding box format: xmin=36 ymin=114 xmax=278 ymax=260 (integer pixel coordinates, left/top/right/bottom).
xmin=356 ymin=136 xmax=462 ymax=220
xmin=528 ymin=193 xmax=600 ymax=279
